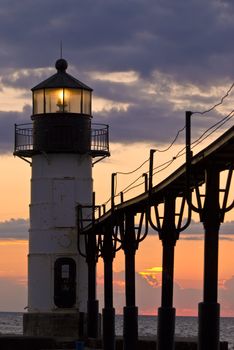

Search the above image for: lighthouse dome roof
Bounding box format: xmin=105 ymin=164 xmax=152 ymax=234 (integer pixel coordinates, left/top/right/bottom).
xmin=31 ymin=59 xmax=92 ymax=91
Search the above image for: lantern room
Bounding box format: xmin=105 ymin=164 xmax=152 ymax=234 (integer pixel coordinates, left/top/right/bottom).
xmin=32 ymin=59 xmax=92 ymax=115
xmin=14 ymin=58 xmax=110 ymax=159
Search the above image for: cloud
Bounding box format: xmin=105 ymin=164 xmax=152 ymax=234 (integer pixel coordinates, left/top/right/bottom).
xmin=0 ymin=0 xmax=232 ymax=83
xmin=174 ymin=283 xmax=202 ymax=313
xmin=3 ymin=67 xmax=229 ymax=153
xmin=180 ymin=219 xmax=234 ymax=240
xmin=136 ymin=273 xmax=201 ymax=315
xmin=137 ymin=272 xmax=234 ymax=316
xmin=146 ymin=219 xmax=234 ymax=241
xmin=0 ymin=67 xmax=54 ymax=90
xmin=97 ymin=270 xmax=126 ymax=313
xmin=97 ymin=268 xmax=201 ymax=315
xmin=0 ymin=105 xmax=30 ymax=154
xmin=220 ymin=276 xmax=234 ymax=315
xmin=97 ymin=268 xmax=234 ymax=316
xmin=0 ymin=1 xmax=234 ymax=151
xmin=0 ymin=216 xmax=232 ymax=242
xmin=0 ymin=218 xmax=29 ymax=240
xmin=138 ymin=266 xmax=162 ymax=288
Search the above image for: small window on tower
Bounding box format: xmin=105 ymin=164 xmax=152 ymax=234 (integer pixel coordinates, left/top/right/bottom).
xmin=61 ymin=264 xmax=69 ymax=278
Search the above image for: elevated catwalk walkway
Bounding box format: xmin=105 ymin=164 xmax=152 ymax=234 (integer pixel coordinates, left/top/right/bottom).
xmin=78 ymin=121 xmax=234 ymax=350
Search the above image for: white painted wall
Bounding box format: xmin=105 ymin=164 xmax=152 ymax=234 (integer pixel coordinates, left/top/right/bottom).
xmin=28 ymin=153 xmax=92 ymax=313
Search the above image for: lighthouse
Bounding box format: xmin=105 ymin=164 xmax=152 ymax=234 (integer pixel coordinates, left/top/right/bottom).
xmin=14 ymin=58 xmax=109 ymax=337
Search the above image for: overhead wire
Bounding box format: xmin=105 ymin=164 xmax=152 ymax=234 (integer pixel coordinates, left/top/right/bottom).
xmin=192 ymin=82 xmax=234 ymax=115
xmin=114 ymin=110 xmax=234 ymax=200
xmin=113 ymin=124 xmax=186 ymax=196
xmin=101 ymin=81 xmax=234 ymax=209
xmin=108 ymin=110 xmax=234 ymax=205
xmin=191 ymin=109 xmax=234 ymax=146
xmin=118 ymin=173 xmax=144 ymax=195
xmin=116 ymin=157 xmax=150 ymax=175
xmin=153 ymin=126 xmax=185 ymax=153
xmin=116 ymin=83 xmax=234 ymax=197
xmin=122 ymin=179 xmax=146 ymax=195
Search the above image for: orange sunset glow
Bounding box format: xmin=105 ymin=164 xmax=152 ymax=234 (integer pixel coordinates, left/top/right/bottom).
xmin=0 ymin=143 xmax=234 ymax=317
xmin=94 ymin=232 xmax=234 ymax=317
xmin=0 ymin=239 xmax=27 ymax=311
xmin=0 ymin=2 xmax=234 ymax=348
xmin=0 ymin=50 xmax=233 ymax=321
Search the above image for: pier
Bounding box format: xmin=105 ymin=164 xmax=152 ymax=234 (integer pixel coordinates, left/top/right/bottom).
xmin=0 ymin=335 xmax=228 ymax=350
xmin=0 ymin=335 xmax=229 ymax=349
xmin=77 ymin=114 xmax=234 ymax=350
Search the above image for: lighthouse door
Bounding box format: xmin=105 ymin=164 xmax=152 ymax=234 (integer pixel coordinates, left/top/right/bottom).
xmin=54 ymin=257 xmax=76 ymax=308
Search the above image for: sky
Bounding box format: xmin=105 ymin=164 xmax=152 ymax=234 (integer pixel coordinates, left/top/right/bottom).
xmin=0 ymin=0 xmax=234 ymax=316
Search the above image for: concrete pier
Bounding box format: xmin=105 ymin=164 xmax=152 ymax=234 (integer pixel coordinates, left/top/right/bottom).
xmin=88 ymin=336 xmax=229 ymax=350
xmin=0 ymin=335 xmax=228 ymax=350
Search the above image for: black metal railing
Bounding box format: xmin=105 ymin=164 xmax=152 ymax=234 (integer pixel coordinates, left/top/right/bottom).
xmin=92 ymin=123 xmax=109 ymax=153
xmin=14 ymin=122 xmax=109 ymax=156
xmin=14 ymin=123 xmax=33 ymax=153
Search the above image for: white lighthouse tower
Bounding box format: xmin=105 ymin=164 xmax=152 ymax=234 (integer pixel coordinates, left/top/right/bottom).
xmin=14 ymin=58 xmax=109 ymax=337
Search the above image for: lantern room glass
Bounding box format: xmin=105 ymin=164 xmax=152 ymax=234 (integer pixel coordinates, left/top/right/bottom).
xmin=67 ymin=89 xmax=82 ymax=113
xmin=45 ymin=88 xmax=64 ymax=113
xmin=33 ymin=90 xmax=44 ymax=114
xmin=33 ymin=88 xmax=91 ymax=115
xmin=83 ymin=90 xmax=91 ymax=114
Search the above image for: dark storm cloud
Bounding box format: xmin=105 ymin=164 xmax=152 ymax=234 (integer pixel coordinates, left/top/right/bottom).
xmin=95 ymin=101 xmax=223 ymax=144
xmin=0 ymin=0 xmax=232 ymax=82
xmin=97 ymin=104 xmax=182 ymax=144
xmin=0 ymin=67 xmax=226 ymax=151
xmin=0 ymin=0 xmax=233 ymax=150
xmin=89 ymin=73 xmax=226 ymax=144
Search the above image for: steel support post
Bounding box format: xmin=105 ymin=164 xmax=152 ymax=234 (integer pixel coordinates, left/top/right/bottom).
xmin=198 ymin=166 xmax=220 ymax=350
xmin=157 ymin=196 xmax=176 ymax=350
xmin=87 ymin=232 xmax=99 ymax=338
xmin=123 ymin=213 xmax=138 ymax=350
xmin=102 ymin=230 xmax=115 ymax=350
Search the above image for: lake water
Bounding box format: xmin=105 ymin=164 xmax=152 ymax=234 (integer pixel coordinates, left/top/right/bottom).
xmin=0 ymin=312 xmax=233 ymax=349
xmin=116 ymin=315 xmax=234 ymax=349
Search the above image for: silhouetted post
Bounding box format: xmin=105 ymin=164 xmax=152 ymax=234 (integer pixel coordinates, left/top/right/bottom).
xmin=87 ymin=229 xmax=99 ymax=338
xmin=198 ymin=165 xmax=220 ymax=350
xmin=102 ymin=226 xmax=115 ymax=350
xmin=123 ymin=212 xmax=138 ymax=350
xmin=157 ymin=195 xmax=176 ymax=350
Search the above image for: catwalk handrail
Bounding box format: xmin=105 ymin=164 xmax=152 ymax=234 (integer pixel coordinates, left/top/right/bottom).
xmin=82 ymin=125 xmax=234 ymax=233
